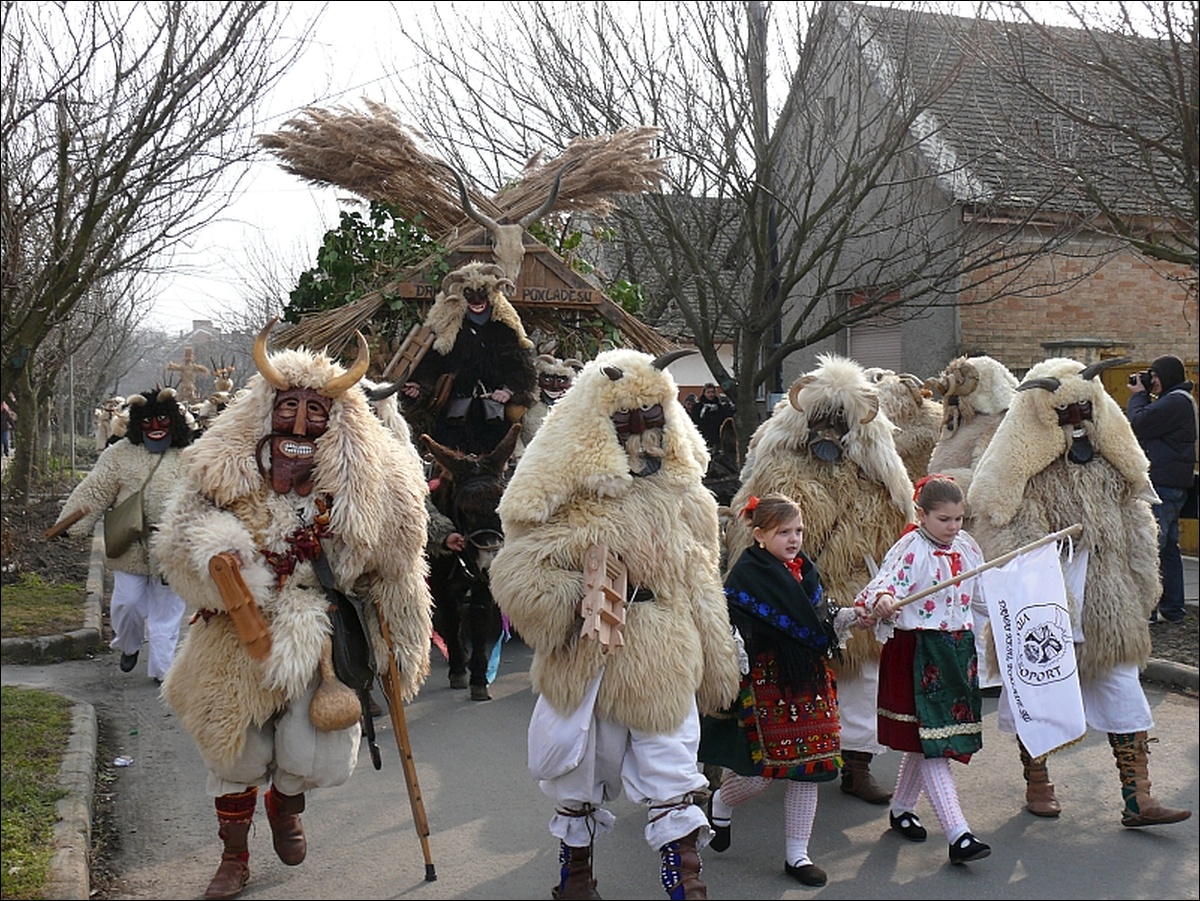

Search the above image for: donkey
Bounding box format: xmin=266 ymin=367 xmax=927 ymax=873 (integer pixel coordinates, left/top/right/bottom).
xmin=421 ymin=423 xmax=521 ymax=701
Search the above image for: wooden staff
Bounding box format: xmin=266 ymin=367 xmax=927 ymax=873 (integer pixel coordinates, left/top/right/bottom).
xmin=373 ymin=608 xmax=437 ymax=882
xmin=43 ymin=507 xmax=90 ymax=540
xmin=892 ymin=523 xmax=1083 ymax=611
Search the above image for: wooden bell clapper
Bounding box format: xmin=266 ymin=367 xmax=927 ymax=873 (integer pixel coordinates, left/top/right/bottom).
xmin=580 ymin=543 xmax=628 ymax=653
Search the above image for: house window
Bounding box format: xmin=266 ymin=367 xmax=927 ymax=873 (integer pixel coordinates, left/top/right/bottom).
xmin=844 ymin=288 xmax=903 ymax=370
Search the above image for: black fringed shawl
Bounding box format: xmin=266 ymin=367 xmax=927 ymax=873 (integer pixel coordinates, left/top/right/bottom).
xmin=724 ymin=545 xmax=840 ymax=694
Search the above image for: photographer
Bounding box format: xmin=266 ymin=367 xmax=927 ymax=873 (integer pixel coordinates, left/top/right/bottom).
xmin=1126 ymin=355 xmax=1198 ymax=625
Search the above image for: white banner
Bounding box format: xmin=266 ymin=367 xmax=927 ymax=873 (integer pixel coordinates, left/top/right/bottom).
xmin=981 ymin=541 xmax=1086 ymax=759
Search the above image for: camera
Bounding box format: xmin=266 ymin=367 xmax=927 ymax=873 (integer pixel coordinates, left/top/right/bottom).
xmin=1128 ymin=371 xmax=1153 ymax=390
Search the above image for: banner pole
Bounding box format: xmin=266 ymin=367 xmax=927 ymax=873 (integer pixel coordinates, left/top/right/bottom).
xmin=892 ymin=523 xmax=1082 ymax=611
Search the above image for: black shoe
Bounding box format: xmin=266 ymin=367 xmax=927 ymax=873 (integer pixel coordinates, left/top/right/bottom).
xmin=949 ymin=832 xmax=991 ymax=864
xmin=890 ymin=810 xmax=928 ymax=842
xmin=785 ymin=861 xmax=827 ymax=886
xmin=119 ymin=651 xmax=139 ymax=673
xmin=706 ymin=796 xmax=730 ymax=852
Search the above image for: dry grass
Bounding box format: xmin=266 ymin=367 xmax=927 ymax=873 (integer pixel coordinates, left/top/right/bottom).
xmin=258 ymin=101 xmax=669 ymax=354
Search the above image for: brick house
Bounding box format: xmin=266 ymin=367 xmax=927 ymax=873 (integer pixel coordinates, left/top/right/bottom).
xmin=783 ymin=1 xmax=1196 ymax=382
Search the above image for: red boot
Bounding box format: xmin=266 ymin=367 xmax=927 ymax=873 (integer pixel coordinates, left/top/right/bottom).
xmin=264 ymin=786 xmax=307 ymax=865
xmin=204 ymin=788 xmax=256 ymax=900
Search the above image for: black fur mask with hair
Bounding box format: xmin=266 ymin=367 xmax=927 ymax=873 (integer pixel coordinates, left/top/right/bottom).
xmin=125 ymin=386 xmax=194 ymax=449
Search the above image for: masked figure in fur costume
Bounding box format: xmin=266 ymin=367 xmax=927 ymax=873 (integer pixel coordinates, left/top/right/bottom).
xmin=726 ymin=354 xmax=914 ymax=806
xmin=515 ymin=352 xmax=584 ymax=460
xmin=50 ymin=386 xmax=194 ymax=680
xmin=969 ymin=357 xmax=1191 ymax=828
xmin=154 ymin=322 xmax=434 ymax=900
xmin=394 ymin=261 xmax=538 ymax=456
xmin=490 ymin=348 xmax=740 ymax=900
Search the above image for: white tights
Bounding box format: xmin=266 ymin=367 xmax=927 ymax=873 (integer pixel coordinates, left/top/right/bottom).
xmin=713 ymin=774 xmax=819 ymax=866
xmin=892 ymin=751 xmax=970 ymax=843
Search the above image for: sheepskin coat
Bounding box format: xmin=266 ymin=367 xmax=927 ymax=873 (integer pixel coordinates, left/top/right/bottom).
xmin=969 ymin=357 xmax=1159 ymax=680
xmin=56 ymin=440 xmax=183 ymax=575
xmin=490 ymin=348 xmax=740 ymax=735
xmin=155 ymin=349 xmax=433 ymax=769
xmin=926 ymin=355 xmax=1017 ymax=503
xmin=728 ymin=355 xmax=914 ymax=674
xmin=864 ymin=368 xmax=942 ymax=483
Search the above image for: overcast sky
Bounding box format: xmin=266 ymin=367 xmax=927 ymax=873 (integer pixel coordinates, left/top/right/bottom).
xmin=149 ymin=1 xmax=417 ymax=334
xmin=146 ymin=0 xmax=1103 ymax=336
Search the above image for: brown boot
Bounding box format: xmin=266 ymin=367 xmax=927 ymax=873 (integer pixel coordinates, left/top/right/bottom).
xmin=1018 ymin=740 xmax=1061 ymax=817
xmin=840 ymin=750 xmax=892 ymax=804
xmin=264 ymin=786 xmax=307 ymax=865
xmin=552 ymin=841 xmax=601 ymax=900
xmin=205 ymin=788 xmax=256 ymax=900
xmin=659 ymin=828 xmax=706 ymax=900
xmin=1108 ymin=732 xmax=1193 ymax=827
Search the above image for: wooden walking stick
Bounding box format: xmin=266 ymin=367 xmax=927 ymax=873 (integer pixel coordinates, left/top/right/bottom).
xmin=892 ymin=523 xmax=1083 ymax=611
xmin=43 ymin=507 xmax=89 ymax=540
xmin=374 ymin=608 xmax=437 ymax=882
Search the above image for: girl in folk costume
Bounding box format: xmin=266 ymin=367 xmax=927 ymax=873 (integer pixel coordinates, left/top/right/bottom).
xmin=154 ymin=322 xmax=433 ymax=900
xmin=857 ymin=475 xmax=992 ymax=866
xmin=48 ymin=383 xmax=194 ymax=681
xmin=725 ymin=355 xmax=914 ymax=806
xmin=699 ymin=493 xmax=867 ymax=887
xmin=48 ymin=386 xmax=194 ymax=681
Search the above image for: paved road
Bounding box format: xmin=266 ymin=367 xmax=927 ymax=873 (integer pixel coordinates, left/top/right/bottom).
xmin=5 ymin=635 xmax=1197 ymax=901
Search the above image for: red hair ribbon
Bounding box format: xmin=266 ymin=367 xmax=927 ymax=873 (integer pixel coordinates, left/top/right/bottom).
xmin=740 ymin=495 xmax=760 ymax=519
xmin=912 ymin=473 xmax=954 ymax=502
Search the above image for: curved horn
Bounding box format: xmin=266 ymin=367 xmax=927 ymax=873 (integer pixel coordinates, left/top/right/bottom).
xmin=253 ymin=319 xmax=289 ymax=391
xmin=1079 ymin=356 xmax=1131 ymax=381
xmin=319 ymin=331 xmax=370 ymax=397
xmin=365 ymin=380 xmax=402 ymax=402
xmin=444 ymin=163 xmax=500 ymax=231
xmin=651 ymin=348 xmax=696 ymax=371
xmin=788 ymin=375 xmax=816 ymax=412
xmin=859 ymin=392 xmax=880 ymax=424
xmin=1017 ymin=377 xmax=1062 ymax=392
xmin=517 ymin=159 xmax=580 ymax=229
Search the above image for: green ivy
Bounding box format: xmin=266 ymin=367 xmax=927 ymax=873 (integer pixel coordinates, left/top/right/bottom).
xmin=285 ymin=202 xmax=448 ymax=337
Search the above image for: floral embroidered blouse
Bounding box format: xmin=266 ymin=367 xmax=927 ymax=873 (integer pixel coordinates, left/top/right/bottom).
xmin=855 ymin=527 xmax=987 ymax=633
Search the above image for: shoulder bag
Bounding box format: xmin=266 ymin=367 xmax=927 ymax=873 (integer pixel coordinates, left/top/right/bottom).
xmin=103 ymin=454 xmax=163 ymax=559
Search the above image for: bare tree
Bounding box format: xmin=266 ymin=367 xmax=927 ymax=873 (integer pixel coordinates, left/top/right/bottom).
xmin=0 ymin=1 xmax=317 ymax=501
xmin=385 ymin=1 xmax=1095 ymax=444
xmin=979 ymin=0 xmax=1197 ymax=269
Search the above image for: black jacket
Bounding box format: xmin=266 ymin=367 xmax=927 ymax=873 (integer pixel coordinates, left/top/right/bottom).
xmin=1127 ymin=379 xmax=1197 ymax=489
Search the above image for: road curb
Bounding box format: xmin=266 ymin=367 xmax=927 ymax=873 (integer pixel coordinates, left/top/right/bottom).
xmin=0 ymin=523 xmax=105 ymax=666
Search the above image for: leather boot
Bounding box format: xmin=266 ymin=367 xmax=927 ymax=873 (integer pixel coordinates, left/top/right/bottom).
xmin=840 ymin=750 xmax=892 ymax=804
xmin=552 ymin=841 xmax=601 ymax=900
xmin=264 ymin=786 xmax=307 ymax=865
xmin=659 ymin=828 xmax=706 ymax=900
xmin=1018 ymin=740 xmax=1061 ymax=817
xmin=205 ymin=788 xmax=256 ymax=900
xmin=1108 ymin=732 xmax=1193 ymax=827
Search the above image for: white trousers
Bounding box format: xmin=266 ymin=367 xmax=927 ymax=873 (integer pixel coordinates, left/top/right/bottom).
xmin=206 ymin=677 xmax=361 ymax=797
xmin=538 ymin=701 xmax=711 ymax=850
xmin=109 ymin=570 xmax=185 ymax=680
xmin=837 ymin=659 xmax=887 ymax=754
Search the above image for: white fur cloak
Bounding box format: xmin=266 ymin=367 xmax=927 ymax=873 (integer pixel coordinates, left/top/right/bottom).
xmin=54 ymin=439 xmax=183 ymax=576
xmin=969 ymin=357 xmax=1159 ymax=678
xmin=490 ymin=348 xmax=740 ymax=734
xmin=155 ymin=348 xmax=433 ymax=769
xmin=727 ymin=355 xmax=914 ymax=673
